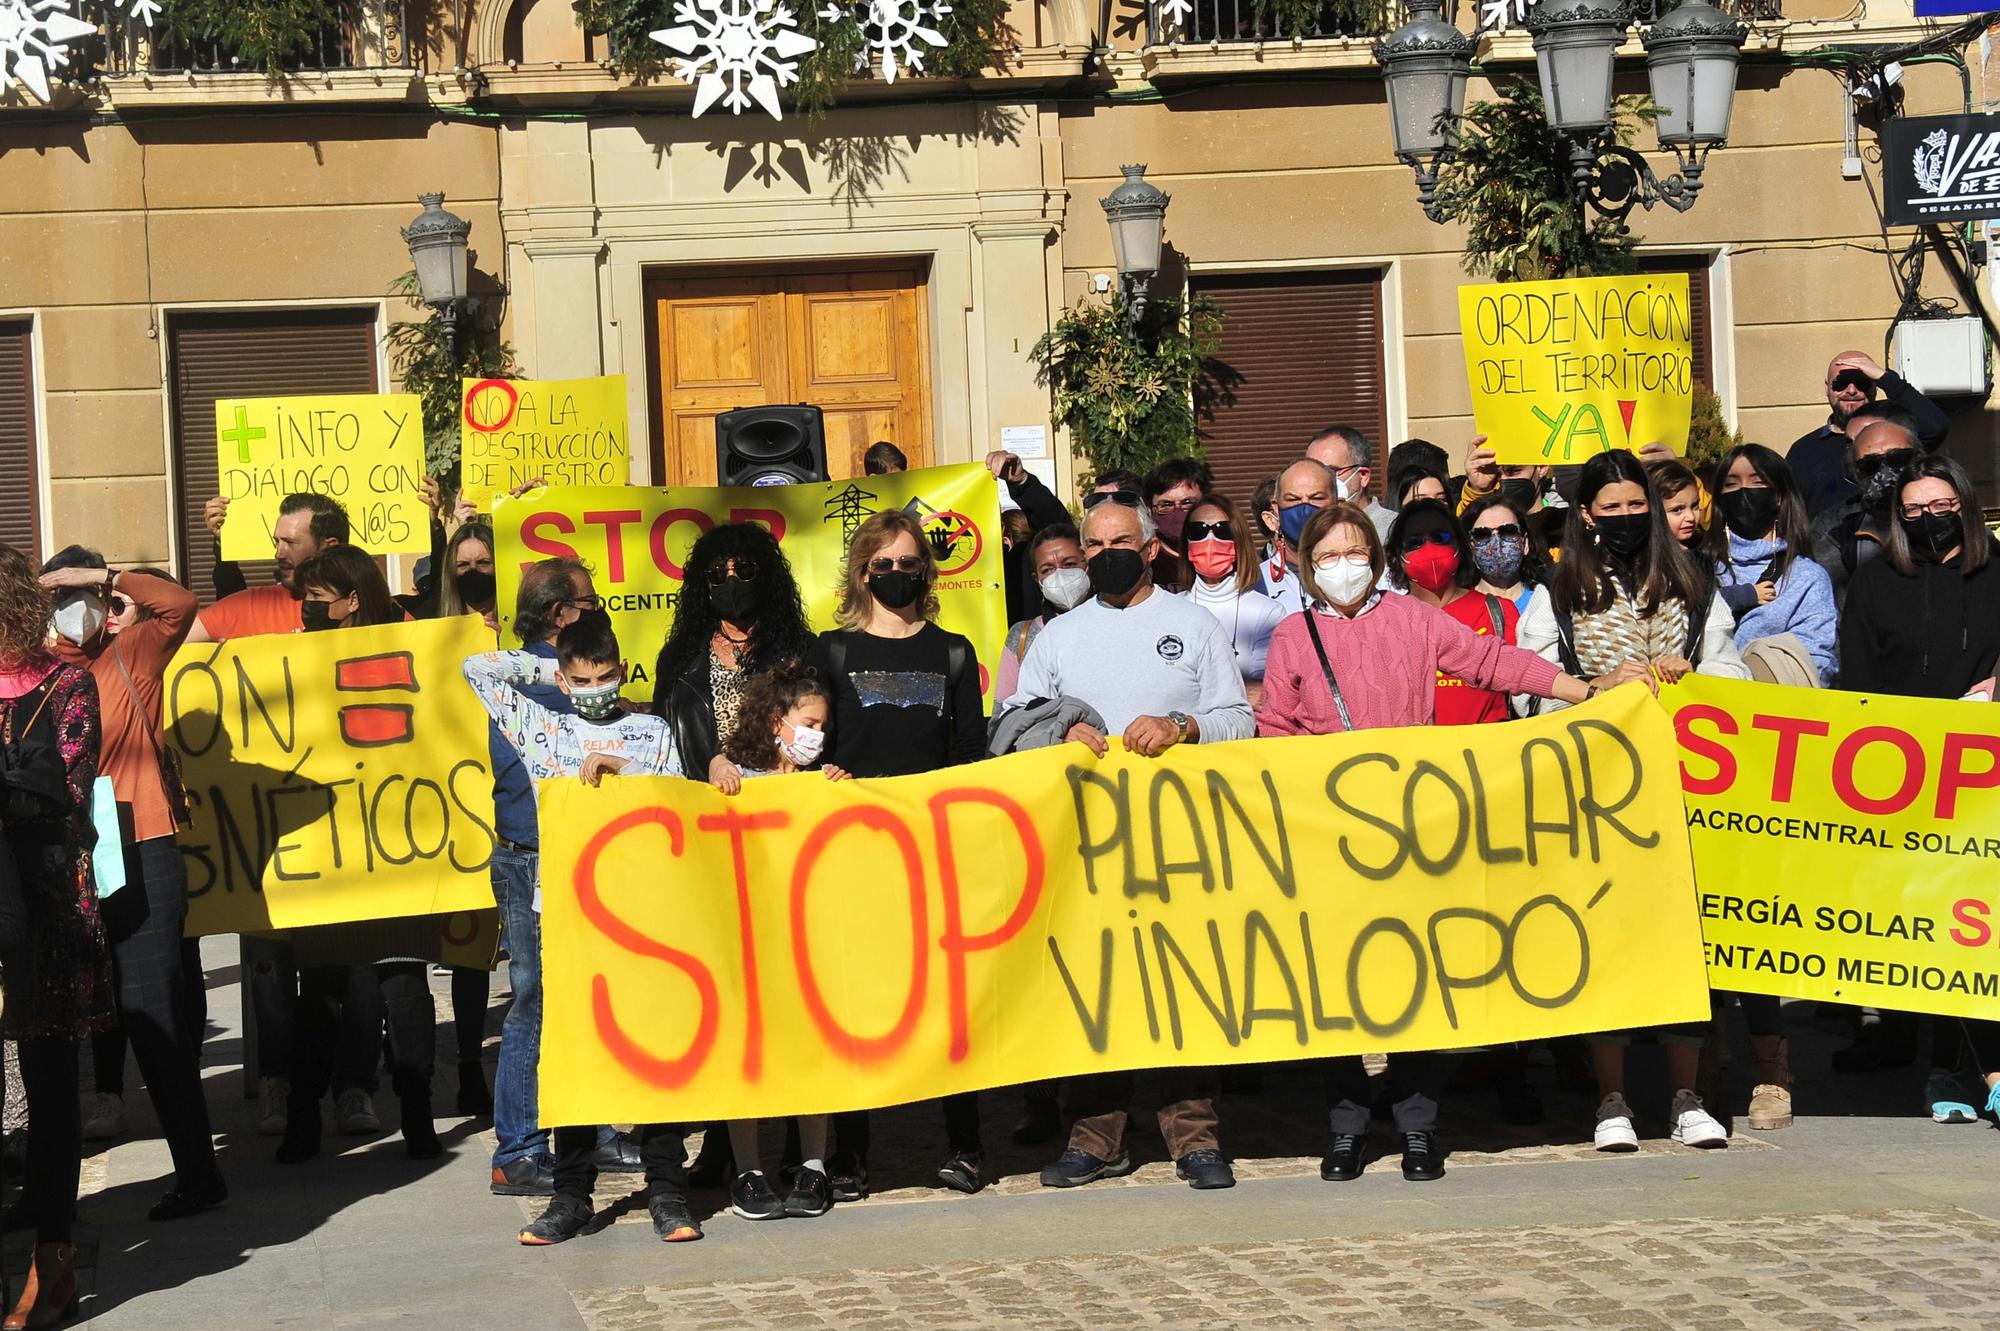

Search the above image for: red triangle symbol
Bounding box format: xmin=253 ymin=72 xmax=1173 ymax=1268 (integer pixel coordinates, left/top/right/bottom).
xmin=1617 ymin=399 xmax=1638 ymax=439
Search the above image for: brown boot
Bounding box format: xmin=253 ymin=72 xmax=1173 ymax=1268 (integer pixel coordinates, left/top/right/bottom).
xmin=1748 ymin=1035 xmax=1794 ymax=1130
xmin=4 ymin=1243 xmax=78 ymax=1329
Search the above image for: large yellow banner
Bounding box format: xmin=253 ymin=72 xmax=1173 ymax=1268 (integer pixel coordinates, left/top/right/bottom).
xmin=536 ymin=686 xmax=1706 ymax=1124
xmin=215 ymin=393 xmax=429 ymax=560
xmin=460 ymin=374 xmax=630 ymax=508
xmin=166 ymin=617 xmax=499 ymax=935
xmin=1673 ymin=676 xmax=2000 ymax=1018
xmin=1459 ymin=274 xmax=1694 ymax=465
xmin=491 ymin=464 xmax=1008 ymax=701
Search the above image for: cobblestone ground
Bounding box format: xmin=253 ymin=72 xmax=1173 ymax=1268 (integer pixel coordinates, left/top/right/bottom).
xmin=573 ymin=1207 xmax=2000 ymax=1331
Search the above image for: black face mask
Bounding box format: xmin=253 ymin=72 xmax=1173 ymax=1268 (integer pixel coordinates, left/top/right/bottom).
xmin=301 ymin=600 xmax=337 ymax=633
xmin=1086 ymin=547 xmax=1147 ymax=599
xmin=1499 ymin=478 xmax=1541 ymax=511
xmin=868 ymin=570 xmax=925 ymax=611
xmin=1592 ymin=512 xmax=1652 ymax=562
xmin=709 ymin=575 xmax=757 ymax=622
xmin=1856 ymin=449 xmax=1916 ymax=512
xmin=455 ymin=569 xmax=497 ymax=609
xmin=1717 ymin=487 xmax=1780 ymax=541
xmin=1903 ymin=510 xmax=1962 ymax=559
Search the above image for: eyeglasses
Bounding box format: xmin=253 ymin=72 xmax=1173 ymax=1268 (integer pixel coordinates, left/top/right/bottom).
xmin=1082 ymin=489 xmax=1141 ymax=511
xmin=1901 ymin=497 xmax=1962 ymax=520
xmin=1398 ymin=530 xmax=1457 ymax=554
xmin=867 ymin=555 xmax=926 ymax=575
xmin=1151 ymin=495 xmax=1200 ymax=514
xmin=560 ymin=596 xmax=596 ymax=612
xmin=1856 ymin=449 xmax=1917 ymax=478
xmin=704 ymin=561 xmax=757 ymax=586
xmin=108 ymin=594 xmax=135 ymax=615
xmin=1469 ymin=524 xmax=1523 ymax=544
xmin=1184 ymin=520 xmax=1233 ymax=543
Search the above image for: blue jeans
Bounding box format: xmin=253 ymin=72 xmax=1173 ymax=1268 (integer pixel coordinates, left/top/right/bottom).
xmin=491 ymin=845 xmax=614 ymax=1168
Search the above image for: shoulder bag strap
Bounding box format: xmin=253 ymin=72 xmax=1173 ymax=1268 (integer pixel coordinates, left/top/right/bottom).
xmin=1549 ymin=597 xmax=1584 ymax=680
xmin=943 ymin=634 xmax=971 ymax=755
xmin=1483 ymin=594 xmax=1506 ymax=639
xmin=1301 ymin=611 xmax=1355 ymax=733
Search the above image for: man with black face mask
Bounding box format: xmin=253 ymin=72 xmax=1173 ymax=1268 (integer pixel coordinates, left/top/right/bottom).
xmin=1810 ymin=416 xmax=1917 ymax=607
xmin=1003 ymin=499 xmax=1253 ymax=1195
xmin=1790 ymin=350 xmax=1949 ymax=518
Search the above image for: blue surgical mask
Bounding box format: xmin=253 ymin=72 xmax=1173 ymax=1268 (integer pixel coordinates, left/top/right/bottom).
xmin=1278 ymin=502 xmax=1322 ymax=547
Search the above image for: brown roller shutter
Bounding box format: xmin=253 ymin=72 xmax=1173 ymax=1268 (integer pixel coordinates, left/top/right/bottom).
xmin=1639 ymin=254 xmax=1714 ymax=391
xmin=1193 ymin=269 xmax=1389 ymax=513
xmin=167 ymin=309 xmax=379 ymax=602
xmin=0 ymin=323 xmax=38 ymax=562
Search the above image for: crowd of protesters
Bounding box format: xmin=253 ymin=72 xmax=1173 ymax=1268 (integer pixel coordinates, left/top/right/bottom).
xmin=0 ymin=344 xmax=1996 ymax=1318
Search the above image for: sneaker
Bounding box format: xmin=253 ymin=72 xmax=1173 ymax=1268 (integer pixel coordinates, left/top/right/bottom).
xmin=1400 ymin=1131 xmax=1444 ymax=1182
xmin=490 ymin=1157 xmax=557 ymax=1196
xmin=729 ymin=1170 xmax=785 ymax=1221
xmin=1594 ymin=1093 xmax=1639 ymax=1152
xmin=1669 ymin=1090 xmax=1729 ymax=1149
xmin=1038 ymin=1146 xmax=1137 ymax=1188
xmin=518 ymin=1195 xmax=593 ymax=1246
xmin=1927 ymin=1070 xmax=1980 ymax=1124
xmin=826 ymin=1152 xmax=868 ymax=1203
xmin=785 ymin=1165 xmax=834 ymax=1217
xmin=936 ymin=1152 xmax=984 ymax=1195
xmin=1175 ymin=1148 xmax=1235 ymax=1190
xmin=335 ymin=1089 xmax=381 ymax=1136
xmin=1321 ymin=1133 xmax=1364 ymax=1181
xmin=648 ymin=1191 xmax=703 ymax=1242
xmin=81 ymin=1092 xmax=124 ymax=1142
xmin=255 ymin=1078 xmax=289 ymax=1137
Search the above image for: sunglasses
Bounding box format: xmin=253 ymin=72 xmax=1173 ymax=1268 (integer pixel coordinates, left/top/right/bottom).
xmin=1184 ymin=520 xmax=1233 ymax=543
xmin=1469 ymin=523 xmax=1523 ymax=543
xmin=704 ymin=561 xmax=757 ymax=586
xmin=1082 ymin=489 xmax=1142 ymax=511
xmin=867 ymin=555 xmax=926 ymax=575
xmin=108 ymin=594 xmax=135 ymax=615
xmin=1856 ymin=449 xmax=1917 ymax=479
xmin=1398 ymin=529 xmax=1457 ymax=554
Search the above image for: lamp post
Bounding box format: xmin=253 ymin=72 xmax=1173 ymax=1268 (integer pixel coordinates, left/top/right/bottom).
xmin=1375 ymin=0 xmax=1476 ymax=223
xmin=1100 ymin=164 xmax=1170 ymax=332
xmin=400 ymin=192 xmax=474 ymax=363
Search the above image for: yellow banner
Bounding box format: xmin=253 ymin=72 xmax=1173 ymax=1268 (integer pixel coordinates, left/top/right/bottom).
xmin=166 ymin=617 xmax=500 ymax=935
xmin=1673 ymin=676 xmax=2000 ymax=1018
xmin=1459 ymin=274 xmax=1695 ymax=465
xmin=215 ymin=394 xmax=429 ymax=561
xmin=536 ymin=686 xmax=1706 ymax=1124
xmin=460 ymin=374 xmax=630 ymax=507
xmin=491 ymin=464 xmax=1008 ymax=701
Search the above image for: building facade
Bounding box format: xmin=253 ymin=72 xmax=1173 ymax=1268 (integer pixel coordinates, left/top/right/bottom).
xmin=1 ymin=0 xmax=1993 ymax=582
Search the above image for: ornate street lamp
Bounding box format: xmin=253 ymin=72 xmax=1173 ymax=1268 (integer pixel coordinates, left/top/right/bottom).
xmin=400 ymin=192 xmax=474 ymax=361
xmin=1101 ymin=164 xmax=1170 ymax=331
xmin=1375 ymin=0 xmax=1476 ymax=222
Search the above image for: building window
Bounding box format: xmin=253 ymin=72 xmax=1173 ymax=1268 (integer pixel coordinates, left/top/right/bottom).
xmin=1639 ymin=253 xmax=1715 ymax=391
xmin=167 ymin=308 xmax=378 ymax=601
xmin=1192 ymin=268 xmax=1389 ymax=511
xmin=0 ymin=322 xmax=40 ymax=562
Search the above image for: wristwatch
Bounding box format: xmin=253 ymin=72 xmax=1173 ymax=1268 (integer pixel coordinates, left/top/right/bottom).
xmin=1168 ymin=710 xmax=1192 ymax=743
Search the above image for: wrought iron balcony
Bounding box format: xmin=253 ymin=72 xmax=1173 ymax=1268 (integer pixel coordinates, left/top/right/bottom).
xmin=101 ymin=0 xmax=415 ymax=76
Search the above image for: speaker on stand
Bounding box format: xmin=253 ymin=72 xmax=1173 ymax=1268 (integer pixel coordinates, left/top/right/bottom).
xmin=715 ymin=404 xmax=829 ymax=486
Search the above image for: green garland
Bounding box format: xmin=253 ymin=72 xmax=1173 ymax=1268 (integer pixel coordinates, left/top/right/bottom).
xmin=572 ymin=0 xmax=1010 ymax=118
xmin=151 ymin=0 xmax=345 ymax=76
xmin=1248 ymin=0 xmax=1388 ymax=41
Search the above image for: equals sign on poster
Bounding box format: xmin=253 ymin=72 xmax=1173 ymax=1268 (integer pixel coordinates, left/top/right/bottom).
xmin=335 ymin=652 xmax=421 ymax=746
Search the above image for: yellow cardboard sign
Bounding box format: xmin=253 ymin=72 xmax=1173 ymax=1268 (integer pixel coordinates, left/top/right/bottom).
xmin=166 ymin=617 xmax=500 ymax=935
xmin=1459 ymin=274 xmax=1695 ymax=465
xmin=460 ymin=374 xmax=630 ymax=507
xmin=1673 ymin=676 xmax=2000 ymax=1018
xmin=535 ymin=686 xmax=1706 ymax=1124
xmin=491 ymin=464 xmax=1008 ymax=700
xmin=215 ymin=394 xmax=429 ymax=561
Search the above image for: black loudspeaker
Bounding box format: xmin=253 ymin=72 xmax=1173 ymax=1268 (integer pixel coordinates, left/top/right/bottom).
xmin=715 ymin=404 xmax=829 ymax=487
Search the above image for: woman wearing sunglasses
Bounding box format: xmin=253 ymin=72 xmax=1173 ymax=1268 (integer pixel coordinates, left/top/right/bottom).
xmin=1463 ymin=494 xmax=1548 ymax=615
xmin=1385 ymin=500 xmax=1521 ymax=727
xmin=814 ymin=510 xmax=988 ymax=1203
xmin=1178 ymin=495 xmax=1286 ymax=706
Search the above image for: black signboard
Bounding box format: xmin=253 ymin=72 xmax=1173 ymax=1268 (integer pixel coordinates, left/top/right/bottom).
xmin=1884 ymin=113 xmax=2000 ymax=227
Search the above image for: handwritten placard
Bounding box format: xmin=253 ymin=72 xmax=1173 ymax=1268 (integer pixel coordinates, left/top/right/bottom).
xmin=459 ymin=374 xmax=630 ymax=507
xmin=215 ymin=394 xmax=429 ymax=561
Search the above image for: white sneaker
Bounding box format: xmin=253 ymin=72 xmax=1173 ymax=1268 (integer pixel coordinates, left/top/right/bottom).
xmin=256 ymin=1077 xmax=290 ymax=1136
xmin=81 ymin=1091 xmax=124 ymax=1142
xmin=1669 ymin=1090 xmax=1729 ymax=1149
xmin=335 ymin=1088 xmax=381 ymax=1135
xmin=1594 ymin=1093 xmax=1639 ymax=1152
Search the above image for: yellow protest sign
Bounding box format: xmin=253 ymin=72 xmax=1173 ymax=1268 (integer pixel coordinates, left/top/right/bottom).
xmin=1459 ymin=274 xmax=1695 ymax=465
xmin=535 ymin=686 xmax=1706 ymax=1124
xmin=1672 ymin=676 xmax=2000 ymax=1019
xmin=492 ymin=464 xmax=1007 ymax=700
xmin=460 ymin=374 xmax=630 ymax=507
xmin=166 ymin=617 xmax=500 ymax=936
xmin=215 ymin=394 xmax=429 ymax=561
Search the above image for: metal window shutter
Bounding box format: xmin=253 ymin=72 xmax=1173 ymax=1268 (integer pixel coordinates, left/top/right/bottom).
xmin=1192 ymin=270 xmax=1389 ymax=513
xmin=167 ymin=310 xmax=379 ymax=602
xmin=1638 ymin=255 xmax=1713 ymax=391
xmin=0 ymin=323 xmax=38 ymax=562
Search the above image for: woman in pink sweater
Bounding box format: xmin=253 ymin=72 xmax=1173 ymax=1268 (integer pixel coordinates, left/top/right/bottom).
xmin=1253 ymin=502 xmax=1591 ymax=1190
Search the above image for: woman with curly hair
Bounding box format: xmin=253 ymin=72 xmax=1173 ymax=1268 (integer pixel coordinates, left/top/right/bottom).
xmin=0 ymin=541 xmax=110 ymax=1329
xmin=651 ymin=523 xmax=814 ymax=794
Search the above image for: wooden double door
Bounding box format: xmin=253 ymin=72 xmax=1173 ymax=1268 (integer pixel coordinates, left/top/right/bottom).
xmin=647 ymin=263 xmax=933 ymax=486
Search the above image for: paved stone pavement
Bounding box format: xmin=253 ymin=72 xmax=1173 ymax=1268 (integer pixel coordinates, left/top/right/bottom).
xmin=14 ymin=940 xmax=2000 ymax=1330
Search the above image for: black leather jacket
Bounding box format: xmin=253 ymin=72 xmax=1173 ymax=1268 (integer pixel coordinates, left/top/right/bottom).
xmin=654 ymin=655 xmax=720 ymax=781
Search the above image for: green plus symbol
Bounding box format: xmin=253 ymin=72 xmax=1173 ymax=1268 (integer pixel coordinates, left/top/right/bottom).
xmin=221 ymin=405 xmax=266 ymax=463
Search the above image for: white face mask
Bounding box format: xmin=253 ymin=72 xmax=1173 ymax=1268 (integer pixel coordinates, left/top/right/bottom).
xmin=1314 ymin=555 xmax=1374 ymax=607
xmin=780 ymin=721 xmax=826 ymax=767
xmin=53 ymin=595 xmax=105 ymax=645
xmin=1039 ymin=566 xmax=1093 ymax=612
xmin=1334 ymin=476 xmax=1351 ymax=502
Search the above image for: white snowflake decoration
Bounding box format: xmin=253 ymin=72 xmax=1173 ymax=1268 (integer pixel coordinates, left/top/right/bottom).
xmin=124 ymin=0 xmax=160 ymax=25
xmin=0 ymin=0 xmax=95 ymax=102
xmin=1478 ymin=0 xmax=1528 ymax=33
xmin=818 ymin=0 xmax=947 ymax=83
xmin=650 ymin=0 xmax=818 ymax=121
xmin=1155 ymin=0 xmax=1195 ymax=38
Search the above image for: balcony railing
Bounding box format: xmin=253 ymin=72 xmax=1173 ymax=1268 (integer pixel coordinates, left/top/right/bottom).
xmin=101 ymin=0 xmax=414 ymax=75
xmin=1146 ymin=0 xmax=1390 ymax=46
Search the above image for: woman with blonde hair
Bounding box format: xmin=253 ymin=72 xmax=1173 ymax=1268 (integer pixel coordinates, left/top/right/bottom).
xmin=812 ymin=509 xmax=985 ymax=1203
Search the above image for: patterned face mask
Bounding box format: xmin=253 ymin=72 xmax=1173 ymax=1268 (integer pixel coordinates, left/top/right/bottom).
xmin=1470 ymin=534 xmax=1526 ymax=586
xmin=569 ymin=679 xmax=623 ymax=721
